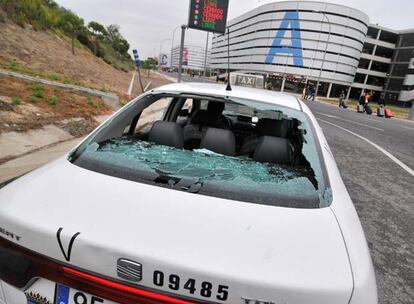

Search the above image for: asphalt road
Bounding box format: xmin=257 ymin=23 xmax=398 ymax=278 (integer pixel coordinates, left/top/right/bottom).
xmin=306 ymin=101 xmax=414 ymax=304
xmin=160 ymin=71 xmax=215 ymax=83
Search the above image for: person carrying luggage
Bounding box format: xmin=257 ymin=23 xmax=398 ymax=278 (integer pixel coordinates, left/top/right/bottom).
xmin=359 ymin=91 xmax=366 ymax=105
xmin=357 ymin=91 xmax=366 ymax=113
xmin=364 ymin=91 xmax=372 ymax=115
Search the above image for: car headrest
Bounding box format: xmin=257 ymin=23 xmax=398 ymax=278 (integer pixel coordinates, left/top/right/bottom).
xmin=253 ymin=136 xmax=292 ymax=165
xmin=256 ymin=118 xmax=289 ymax=138
xmin=190 ymin=109 xmax=214 ymax=125
xmin=148 ymin=121 xmax=184 ymax=149
xmin=190 ymin=101 xmax=225 ymax=125
xmin=200 ymin=128 xmax=236 ymax=156
xmin=207 ymin=101 xmax=225 ymax=114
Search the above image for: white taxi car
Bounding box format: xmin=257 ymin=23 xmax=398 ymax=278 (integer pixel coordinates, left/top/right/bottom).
xmin=0 ymin=82 xmax=377 ymax=304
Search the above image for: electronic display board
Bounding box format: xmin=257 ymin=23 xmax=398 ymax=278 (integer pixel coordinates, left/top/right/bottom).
xmin=188 ymin=0 xmax=229 ymax=34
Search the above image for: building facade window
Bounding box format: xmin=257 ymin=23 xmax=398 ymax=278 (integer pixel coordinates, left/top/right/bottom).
xmin=386 ymin=78 xmax=404 ymax=91
xmin=358 ymin=58 xmax=370 ymax=69
xmin=367 ymin=27 xmax=379 ymax=39
xmin=367 ymin=75 xmax=386 ymax=87
xmin=375 ymin=46 xmax=394 ymax=59
xmin=395 ymin=49 xmax=414 ymax=63
xmin=362 ymin=43 xmax=375 ymax=55
xmin=399 ymin=33 xmax=414 ymax=47
xmin=371 ymin=61 xmax=390 ymax=73
xmin=379 ymin=30 xmax=398 ymax=44
xmin=354 ymin=73 xmax=366 ymax=83
xmin=391 ymin=63 xmax=409 ymax=77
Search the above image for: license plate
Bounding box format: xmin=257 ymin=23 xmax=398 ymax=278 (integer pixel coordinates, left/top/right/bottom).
xmin=25 ymin=279 xmax=117 ymax=304
xmin=55 ymin=284 xmax=114 ymax=304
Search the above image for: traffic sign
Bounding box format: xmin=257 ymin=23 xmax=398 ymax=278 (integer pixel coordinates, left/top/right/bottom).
xmin=132 ymin=49 xmax=141 ymax=68
xmin=188 ymin=0 xmax=229 ymax=34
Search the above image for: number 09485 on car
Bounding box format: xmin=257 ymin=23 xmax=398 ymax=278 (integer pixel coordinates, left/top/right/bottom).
xmin=153 ymin=270 xmax=229 ymax=301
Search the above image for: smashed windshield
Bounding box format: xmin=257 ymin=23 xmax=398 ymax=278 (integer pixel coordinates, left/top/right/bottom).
xmin=71 ymin=92 xmax=330 ymax=208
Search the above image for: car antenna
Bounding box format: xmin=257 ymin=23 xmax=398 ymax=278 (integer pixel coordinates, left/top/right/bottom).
xmin=225 ymin=27 xmax=232 ymax=91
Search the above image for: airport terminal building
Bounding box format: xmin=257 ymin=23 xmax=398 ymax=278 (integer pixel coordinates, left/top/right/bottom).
xmin=210 ymin=1 xmax=414 ymax=106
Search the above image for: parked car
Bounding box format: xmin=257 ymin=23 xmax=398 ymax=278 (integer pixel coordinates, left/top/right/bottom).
xmin=0 ymin=82 xmax=377 ymax=304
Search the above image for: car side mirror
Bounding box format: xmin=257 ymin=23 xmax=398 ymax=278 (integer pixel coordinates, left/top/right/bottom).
xmin=179 ymin=109 xmax=190 ymax=117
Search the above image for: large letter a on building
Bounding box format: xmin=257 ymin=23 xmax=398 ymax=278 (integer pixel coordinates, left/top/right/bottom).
xmin=265 ymin=11 xmax=303 ymax=67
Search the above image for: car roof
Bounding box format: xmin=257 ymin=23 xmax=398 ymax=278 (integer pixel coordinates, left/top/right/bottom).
xmin=151 ymin=82 xmax=302 ymax=111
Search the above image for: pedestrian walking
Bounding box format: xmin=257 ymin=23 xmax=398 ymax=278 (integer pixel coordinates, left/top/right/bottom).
xmin=338 ymin=90 xmax=345 ymax=107
xmin=309 ymin=85 xmax=315 ymax=101
xmin=302 ymin=86 xmax=307 ymax=99
xmin=378 ymin=92 xmax=386 ymax=107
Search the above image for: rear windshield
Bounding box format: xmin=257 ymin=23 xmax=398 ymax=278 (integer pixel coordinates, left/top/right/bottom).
xmin=70 ymin=93 xmax=331 ymax=209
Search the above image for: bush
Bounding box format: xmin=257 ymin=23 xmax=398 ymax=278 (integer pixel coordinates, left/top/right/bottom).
xmin=48 ymin=95 xmax=58 ymax=105
xmin=12 ymin=96 xmax=22 ymax=105
xmin=31 ymin=84 xmax=45 ymax=92
xmin=8 ymin=59 xmax=20 ymax=70
xmin=87 ymin=96 xmax=93 ymax=105
xmin=48 ymin=74 xmax=61 ymax=81
xmin=33 ymin=91 xmax=44 ymax=98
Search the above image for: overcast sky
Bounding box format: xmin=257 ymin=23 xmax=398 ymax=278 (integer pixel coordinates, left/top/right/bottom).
xmin=57 ymin=0 xmax=413 ymax=59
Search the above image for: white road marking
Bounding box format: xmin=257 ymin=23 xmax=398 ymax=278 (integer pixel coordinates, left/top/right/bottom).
xmin=318 ymin=118 xmax=414 ymax=177
xmin=127 ymin=71 xmax=136 ymax=96
xmin=316 ymin=112 xmax=384 ymax=131
xmin=401 ymin=125 xmax=414 ymax=131
xmin=316 ymin=112 xmax=338 ymax=119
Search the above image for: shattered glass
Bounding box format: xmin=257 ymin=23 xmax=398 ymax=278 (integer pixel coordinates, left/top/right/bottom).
xmin=81 ymin=138 xmax=319 ymax=204
xmin=71 ymin=93 xmax=332 ymax=208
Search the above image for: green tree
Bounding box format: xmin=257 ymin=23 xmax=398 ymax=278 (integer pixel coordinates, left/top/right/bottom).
xmin=113 ymin=38 xmax=129 ymax=55
xmin=58 ymin=9 xmax=84 ymax=55
xmin=142 ymin=57 xmax=158 ymax=70
xmin=106 ymin=24 xmax=121 ymax=43
xmin=88 ymin=21 xmax=107 ymax=38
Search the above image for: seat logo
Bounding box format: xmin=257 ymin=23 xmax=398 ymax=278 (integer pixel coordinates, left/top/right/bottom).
xmin=117 ymin=259 xmax=143 ymax=282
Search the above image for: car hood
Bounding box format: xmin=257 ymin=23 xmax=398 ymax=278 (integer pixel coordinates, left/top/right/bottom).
xmin=0 ymin=158 xmax=353 ymax=304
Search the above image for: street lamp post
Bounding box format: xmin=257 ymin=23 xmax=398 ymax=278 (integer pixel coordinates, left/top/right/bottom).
xmin=178 ymin=25 xmax=188 ymax=83
xmin=171 ymin=25 xmax=181 ymax=70
xmin=314 ymin=12 xmax=331 ymax=100
xmin=203 ymin=32 xmax=210 ymax=77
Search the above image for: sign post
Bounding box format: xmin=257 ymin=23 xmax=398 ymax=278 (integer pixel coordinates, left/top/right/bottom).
xmin=132 ymin=49 xmax=144 ymax=93
xmin=178 ymin=25 xmax=187 ymax=83
xmin=177 ymin=0 xmax=229 ymax=82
